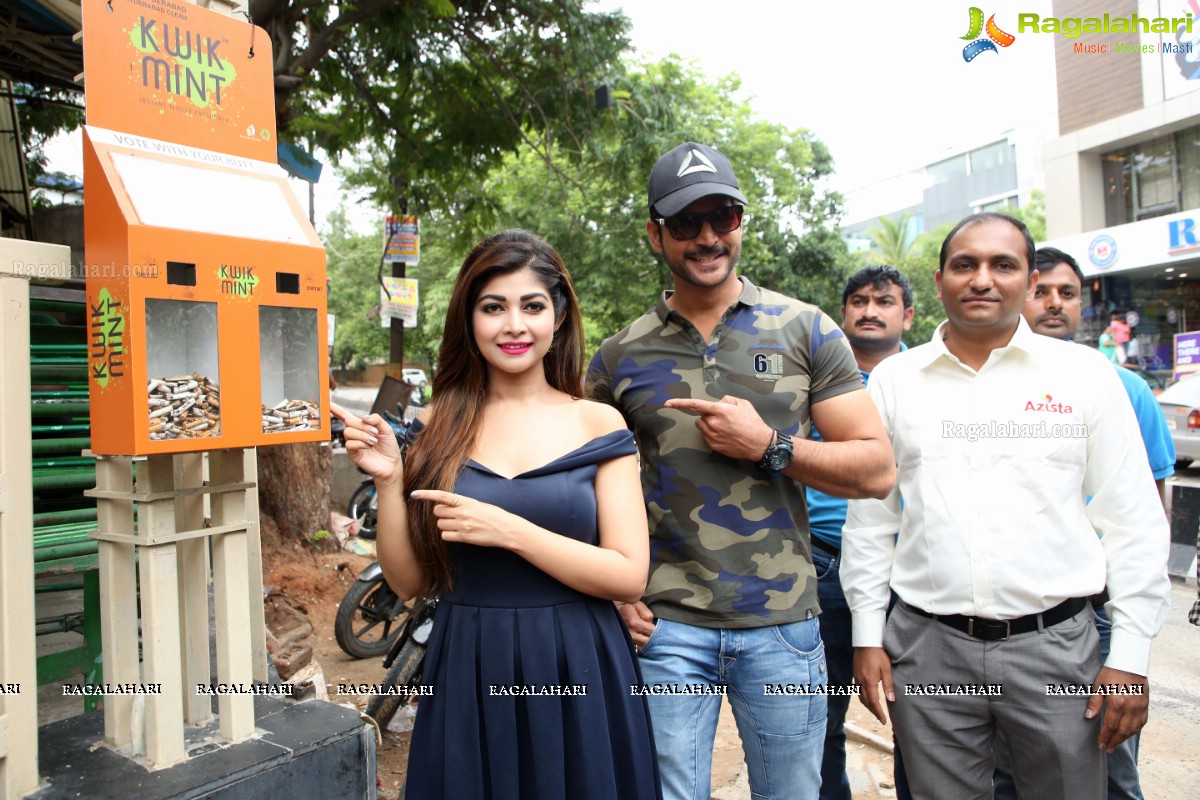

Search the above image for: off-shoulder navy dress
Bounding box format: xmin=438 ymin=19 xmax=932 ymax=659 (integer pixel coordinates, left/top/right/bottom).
xmin=405 ymin=427 xmax=661 ymax=800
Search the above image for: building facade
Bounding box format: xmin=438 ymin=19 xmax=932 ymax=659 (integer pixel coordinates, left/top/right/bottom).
xmin=1042 ymin=0 xmax=1200 ymax=371
xmin=840 ymin=126 xmax=1048 ymax=259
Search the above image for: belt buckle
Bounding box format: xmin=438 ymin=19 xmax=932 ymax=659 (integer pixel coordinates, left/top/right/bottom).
xmin=967 ymin=618 xmax=1010 ymax=641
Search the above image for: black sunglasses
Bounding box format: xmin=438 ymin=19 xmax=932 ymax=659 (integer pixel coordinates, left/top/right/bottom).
xmin=657 ymin=204 xmax=744 ymax=240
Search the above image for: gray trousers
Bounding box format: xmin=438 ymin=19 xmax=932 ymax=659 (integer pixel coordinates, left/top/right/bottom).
xmin=885 ymin=602 xmax=1105 ymax=800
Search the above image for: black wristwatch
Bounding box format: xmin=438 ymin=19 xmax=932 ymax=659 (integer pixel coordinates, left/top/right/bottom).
xmin=757 ymin=430 xmax=793 ymax=472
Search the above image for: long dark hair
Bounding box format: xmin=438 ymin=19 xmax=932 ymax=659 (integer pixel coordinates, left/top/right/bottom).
xmin=404 ymin=230 xmax=584 ymax=595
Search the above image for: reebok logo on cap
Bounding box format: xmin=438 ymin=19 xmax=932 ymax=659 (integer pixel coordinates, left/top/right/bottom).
xmin=648 ymin=141 xmax=748 ymax=218
xmin=676 ymin=149 xmax=718 ymax=178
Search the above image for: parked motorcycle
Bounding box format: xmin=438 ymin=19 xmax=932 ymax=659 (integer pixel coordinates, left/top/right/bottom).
xmin=347 ymin=477 xmax=378 ymax=540
xmin=334 ymin=400 xmax=418 ymax=658
xmin=330 ymin=413 xmax=346 ymax=446
xmin=334 ymin=562 xmax=409 ymax=659
xmin=366 ymin=596 xmax=437 ymax=729
xmin=345 ymin=408 xmax=407 ymax=541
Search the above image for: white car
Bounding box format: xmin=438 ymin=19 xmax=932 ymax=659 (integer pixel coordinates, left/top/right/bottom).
xmin=1156 ymin=374 xmax=1200 ymax=467
xmin=401 ymin=368 xmax=428 ymax=387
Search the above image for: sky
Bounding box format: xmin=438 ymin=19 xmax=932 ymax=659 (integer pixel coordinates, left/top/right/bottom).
xmin=46 ymin=0 xmax=1061 ymax=231
xmin=597 ymin=0 xmax=1060 ymax=221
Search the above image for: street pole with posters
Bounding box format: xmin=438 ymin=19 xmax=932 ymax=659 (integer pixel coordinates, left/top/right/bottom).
xmin=382 ymin=213 xmax=420 ymax=378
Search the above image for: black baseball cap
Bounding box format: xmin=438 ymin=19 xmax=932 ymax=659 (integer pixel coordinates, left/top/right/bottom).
xmin=647 ymin=142 xmax=748 ymax=218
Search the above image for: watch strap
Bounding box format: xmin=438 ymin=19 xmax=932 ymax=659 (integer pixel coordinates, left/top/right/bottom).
xmin=757 ymin=429 xmax=793 ymax=472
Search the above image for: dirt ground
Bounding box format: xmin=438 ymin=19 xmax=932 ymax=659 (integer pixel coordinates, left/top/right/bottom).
xmin=261 ymin=529 xmax=413 ymax=799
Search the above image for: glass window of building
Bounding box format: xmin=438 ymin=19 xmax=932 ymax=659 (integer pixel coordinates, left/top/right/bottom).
xmin=979 ymin=196 xmax=1018 ymax=213
xmin=1102 ymin=125 xmax=1200 ymax=225
xmin=927 ymin=154 xmax=968 ymax=185
xmin=969 ymin=141 xmax=1012 ymax=172
xmin=1179 ymin=127 xmax=1200 ymax=210
xmin=1132 ymin=137 xmax=1177 ymax=218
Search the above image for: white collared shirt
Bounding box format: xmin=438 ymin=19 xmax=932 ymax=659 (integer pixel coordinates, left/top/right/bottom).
xmin=842 ymin=318 xmax=1171 ymax=675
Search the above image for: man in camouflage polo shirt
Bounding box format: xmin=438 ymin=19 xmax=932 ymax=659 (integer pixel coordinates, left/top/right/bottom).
xmin=587 ymin=142 xmax=896 ymax=800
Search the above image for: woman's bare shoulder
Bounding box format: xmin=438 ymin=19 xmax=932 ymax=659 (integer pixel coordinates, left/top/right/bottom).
xmin=573 ymin=398 xmax=628 ymax=437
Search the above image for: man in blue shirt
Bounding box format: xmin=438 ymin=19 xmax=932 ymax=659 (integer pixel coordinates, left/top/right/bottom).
xmin=992 ymin=246 xmax=1175 ymax=800
xmin=1020 ymin=247 xmax=1174 ymax=493
xmin=808 ymin=265 xmax=913 ymax=800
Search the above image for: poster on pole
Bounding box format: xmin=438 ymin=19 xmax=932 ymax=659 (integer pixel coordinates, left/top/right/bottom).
xmin=384 ymin=215 xmax=420 ymax=264
xmin=381 ymin=277 xmax=419 ymax=328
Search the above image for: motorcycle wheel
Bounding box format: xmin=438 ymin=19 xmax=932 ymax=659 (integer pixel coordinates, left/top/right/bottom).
xmin=347 ymin=482 xmax=378 ymax=540
xmin=334 ymin=577 xmax=406 ymax=659
xmin=365 ymin=636 xmax=426 ymax=730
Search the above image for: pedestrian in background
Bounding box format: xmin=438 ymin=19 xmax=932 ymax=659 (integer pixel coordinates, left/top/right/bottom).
xmin=807 ymin=264 xmax=914 ymax=800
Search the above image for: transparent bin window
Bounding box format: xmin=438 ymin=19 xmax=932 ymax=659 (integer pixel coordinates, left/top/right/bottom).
xmin=260 ymin=306 xmax=321 ymax=433
xmin=145 ymin=299 xmax=221 ymax=441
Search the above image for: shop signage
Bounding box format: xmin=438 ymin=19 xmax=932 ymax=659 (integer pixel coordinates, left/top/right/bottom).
xmin=1043 ymin=209 xmax=1200 ymax=278
xmin=1088 ymin=234 xmax=1118 ymax=268
xmin=1173 ymin=330 xmax=1200 ymax=379
xmin=1167 ymin=217 xmax=1200 ymax=255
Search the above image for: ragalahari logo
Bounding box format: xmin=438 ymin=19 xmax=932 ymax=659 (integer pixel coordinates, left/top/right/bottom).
xmin=961 ymin=7 xmax=1016 ymax=62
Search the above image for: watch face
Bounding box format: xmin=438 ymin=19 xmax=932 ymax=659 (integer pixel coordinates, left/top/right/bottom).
xmin=763 ymin=447 xmax=791 ymax=471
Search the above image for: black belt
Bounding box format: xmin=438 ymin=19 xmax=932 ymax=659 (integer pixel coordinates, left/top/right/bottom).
xmin=899 ymin=596 xmax=1089 ymax=642
xmin=811 ymin=537 xmax=840 ymax=558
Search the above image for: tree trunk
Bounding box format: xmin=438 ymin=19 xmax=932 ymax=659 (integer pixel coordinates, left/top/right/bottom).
xmin=257 ymin=442 xmax=332 ymax=540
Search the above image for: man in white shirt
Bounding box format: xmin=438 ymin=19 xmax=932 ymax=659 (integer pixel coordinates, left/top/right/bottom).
xmin=842 ymin=213 xmax=1171 ymax=799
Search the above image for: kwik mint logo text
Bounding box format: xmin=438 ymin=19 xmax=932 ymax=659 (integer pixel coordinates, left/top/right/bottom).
xmin=134 ymin=16 xmax=236 ymax=108
xmin=1017 ymin=12 xmax=1192 ymax=38
xmin=219 ymin=265 xmax=258 ymax=297
xmin=90 ymin=288 xmax=126 ymax=388
xmin=961 ymin=8 xmax=1016 ymax=62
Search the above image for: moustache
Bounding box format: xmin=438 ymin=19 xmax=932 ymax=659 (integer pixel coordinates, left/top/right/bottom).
xmin=856 ymin=318 xmax=885 ymax=327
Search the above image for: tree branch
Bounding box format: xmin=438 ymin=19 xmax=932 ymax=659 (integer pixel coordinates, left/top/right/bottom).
xmin=287 ymin=0 xmax=410 ymax=80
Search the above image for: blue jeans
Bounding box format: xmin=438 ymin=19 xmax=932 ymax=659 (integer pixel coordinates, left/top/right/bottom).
xmin=992 ymin=605 xmax=1141 ymax=800
xmin=813 ymin=546 xmax=853 ymax=800
xmin=637 ymin=616 xmax=827 ymax=800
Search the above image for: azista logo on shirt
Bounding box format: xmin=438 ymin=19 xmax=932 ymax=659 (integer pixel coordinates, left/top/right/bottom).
xmin=1024 ymin=393 xmax=1073 ymax=413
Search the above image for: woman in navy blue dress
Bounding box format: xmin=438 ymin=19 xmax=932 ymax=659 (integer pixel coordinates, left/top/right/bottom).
xmin=334 ymin=230 xmax=661 ymax=800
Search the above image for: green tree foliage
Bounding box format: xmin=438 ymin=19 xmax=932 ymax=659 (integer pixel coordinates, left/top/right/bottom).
xmin=867 ymin=213 xmax=918 ymax=266
xmin=862 ymin=212 xmax=941 ymax=346
xmin=441 ymin=57 xmax=854 ymax=353
xmin=326 ymin=56 xmax=852 ymax=363
xmin=13 ymin=84 xmax=84 ymax=201
xmin=906 ymin=222 xmax=953 ymax=347
xmin=325 ymin=56 xmax=853 ymax=364
xmin=325 ymin=206 xmax=471 ymax=372
xmin=251 ymin=0 xmax=631 ymax=213
xmin=325 ymin=208 xmax=388 ymax=370
xmin=1006 ymin=188 xmax=1047 ymax=243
